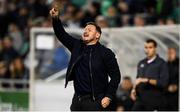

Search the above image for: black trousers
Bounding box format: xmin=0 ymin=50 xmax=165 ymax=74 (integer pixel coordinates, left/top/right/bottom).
xmin=165 ymin=91 xmax=178 ymax=111
xmin=70 ymin=94 xmax=104 ymax=111
xmin=132 ymin=95 xmax=167 ymax=111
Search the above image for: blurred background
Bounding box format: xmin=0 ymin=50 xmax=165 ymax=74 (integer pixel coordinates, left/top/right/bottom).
xmin=0 ymin=0 xmax=179 ymax=111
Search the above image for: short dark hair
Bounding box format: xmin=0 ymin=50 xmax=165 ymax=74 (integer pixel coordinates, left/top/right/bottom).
xmin=85 ymin=22 xmax=102 ymax=34
xmin=146 ymin=39 xmax=157 ymax=47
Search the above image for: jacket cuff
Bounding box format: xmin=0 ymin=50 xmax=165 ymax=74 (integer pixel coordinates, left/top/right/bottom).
xmin=105 ymin=94 xmax=113 ymax=101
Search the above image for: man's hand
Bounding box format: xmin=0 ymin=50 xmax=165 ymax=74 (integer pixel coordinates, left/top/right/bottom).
xmin=101 ymin=97 xmax=111 ymax=108
xmin=135 ymin=77 xmax=148 ymax=86
xmin=130 ymin=89 xmax=136 ymax=101
xmin=49 ymin=7 xmax=59 ymax=18
xmin=168 ymin=84 xmax=178 ymax=93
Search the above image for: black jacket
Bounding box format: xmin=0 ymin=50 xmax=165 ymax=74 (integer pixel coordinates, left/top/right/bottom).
xmin=52 ymin=18 xmax=121 ymax=100
xmin=137 ymin=55 xmax=169 ymax=88
xmin=167 ymin=57 xmax=179 ymax=85
xmin=136 ymin=55 xmax=169 ymax=102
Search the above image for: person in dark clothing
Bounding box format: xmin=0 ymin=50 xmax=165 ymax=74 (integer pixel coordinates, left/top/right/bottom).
xmin=131 ymin=39 xmax=169 ymax=111
xmin=50 ymin=6 xmax=121 ymax=111
xmin=116 ymin=76 xmax=134 ymax=111
xmin=2 ymin=37 xmax=19 ymax=64
xmin=165 ymin=47 xmax=179 ymax=111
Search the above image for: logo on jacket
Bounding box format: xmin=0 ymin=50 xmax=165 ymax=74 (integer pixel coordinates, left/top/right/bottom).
xmin=140 ymin=64 xmax=144 ymax=68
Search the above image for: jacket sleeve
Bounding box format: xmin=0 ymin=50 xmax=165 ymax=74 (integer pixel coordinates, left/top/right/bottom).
xmin=104 ymin=49 xmax=121 ymax=100
xmin=52 ymin=17 xmax=78 ymax=52
xmin=156 ymin=61 xmax=169 ymax=88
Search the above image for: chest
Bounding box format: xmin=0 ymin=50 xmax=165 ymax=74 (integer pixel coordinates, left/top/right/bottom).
xmin=138 ymin=62 xmax=161 ymax=78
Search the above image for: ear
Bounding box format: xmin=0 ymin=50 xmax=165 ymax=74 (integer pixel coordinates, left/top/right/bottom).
xmin=96 ymin=33 xmax=100 ymax=39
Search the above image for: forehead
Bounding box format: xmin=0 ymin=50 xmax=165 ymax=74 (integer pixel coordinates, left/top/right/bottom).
xmin=84 ymin=25 xmax=96 ymax=29
xmin=144 ymin=42 xmax=154 ymax=47
xmin=168 ymin=48 xmax=176 ymax=53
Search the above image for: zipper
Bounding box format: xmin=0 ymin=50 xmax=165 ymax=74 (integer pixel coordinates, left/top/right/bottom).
xmin=89 ymin=48 xmax=95 ymax=101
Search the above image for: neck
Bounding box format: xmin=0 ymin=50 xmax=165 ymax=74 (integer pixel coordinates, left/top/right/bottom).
xmin=85 ymin=40 xmax=98 ymax=45
xmin=147 ymin=54 xmax=156 ymax=60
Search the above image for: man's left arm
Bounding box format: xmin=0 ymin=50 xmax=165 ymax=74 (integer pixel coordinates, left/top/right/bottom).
xmin=103 ymin=49 xmax=121 ymax=101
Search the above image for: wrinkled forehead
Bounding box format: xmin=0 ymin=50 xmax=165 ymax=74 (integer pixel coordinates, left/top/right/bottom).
xmin=84 ymin=25 xmax=96 ymax=30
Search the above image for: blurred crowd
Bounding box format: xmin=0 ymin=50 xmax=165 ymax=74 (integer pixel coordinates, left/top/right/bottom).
xmin=0 ymin=0 xmax=179 ymax=79
xmin=0 ymin=0 xmax=179 ymax=111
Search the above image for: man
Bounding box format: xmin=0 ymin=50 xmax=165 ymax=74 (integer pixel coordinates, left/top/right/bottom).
xmin=166 ymin=47 xmax=179 ymax=110
xmin=49 ymin=7 xmax=121 ymax=111
xmin=131 ymin=39 xmax=169 ymax=111
xmin=116 ymin=76 xmax=134 ymax=111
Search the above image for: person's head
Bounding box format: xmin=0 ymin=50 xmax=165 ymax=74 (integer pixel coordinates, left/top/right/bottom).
xmin=144 ymin=39 xmax=157 ymax=59
xmin=121 ymin=76 xmax=133 ymax=91
xmin=3 ymin=37 xmax=13 ymax=49
xmin=12 ymin=58 xmax=24 ymax=70
xmin=166 ymin=18 xmax=175 ymax=25
xmin=95 ymin=16 xmax=108 ymax=28
xmin=88 ymin=1 xmax=100 ymax=15
xmin=118 ymin=1 xmax=128 ymax=13
xmin=8 ymin=23 xmax=19 ymax=32
xmin=134 ymin=14 xmax=145 ymax=26
xmin=167 ymin=47 xmax=177 ymax=62
xmin=116 ymin=105 xmax=124 ymax=112
xmin=107 ymin=6 xmax=117 ymax=17
xmin=0 ymin=61 xmax=7 ymax=77
xmin=82 ymin=22 xmax=101 ymax=45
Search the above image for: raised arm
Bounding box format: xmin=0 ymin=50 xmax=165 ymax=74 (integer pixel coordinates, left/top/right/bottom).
xmin=50 ymin=8 xmax=78 ymax=52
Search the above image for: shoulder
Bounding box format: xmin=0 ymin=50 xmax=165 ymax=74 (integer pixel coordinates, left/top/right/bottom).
xmin=156 ymin=55 xmax=166 ymax=64
xmin=138 ymin=58 xmax=147 ymax=65
xmin=99 ymin=44 xmax=115 ymax=58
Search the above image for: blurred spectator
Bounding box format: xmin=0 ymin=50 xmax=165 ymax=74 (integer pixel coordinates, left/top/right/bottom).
xmin=165 ymin=47 xmax=179 ymax=111
xmin=10 ymin=57 xmax=29 ymax=88
xmin=15 ymin=5 xmax=30 ymax=31
xmin=116 ymin=105 xmax=124 ymax=112
xmin=84 ymin=1 xmax=101 ymax=23
xmin=66 ymin=8 xmax=85 ymax=28
xmin=117 ymin=1 xmax=129 ymax=14
xmin=95 ymin=15 xmax=108 ymax=28
xmin=157 ymin=18 xmax=166 ymax=25
xmin=166 ymin=18 xmax=175 ymax=25
xmin=134 ymin=14 xmax=146 ymax=27
xmin=0 ymin=61 xmax=10 ymax=79
xmin=101 ymin=0 xmax=114 ymax=16
xmin=106 ymin=6 xmax=118 ymax=27
xmin=8 ymin=23 xmax=24 ymax=53
xmin=63 ymin=3 xmax=76 ymax=23
xmin=116 ymin=76 xmax=134 ymax=111
xmin=119 ymin=15 xmax=130 ymax=27
xmin=0 ymin=61 xmax=11 ymax=88
xmin=10 ymin=57 xmax=29 ymax=80
xmin=2 ymin=37 xmax=19 ymax=64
